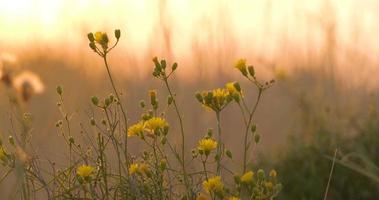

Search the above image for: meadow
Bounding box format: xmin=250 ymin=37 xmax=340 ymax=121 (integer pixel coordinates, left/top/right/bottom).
xmin=1 ymin=1 xmax=379 ymax=199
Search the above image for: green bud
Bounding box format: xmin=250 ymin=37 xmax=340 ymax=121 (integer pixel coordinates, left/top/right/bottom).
xmin=89 ymin=42 xmax=97 ymax=52
xmin=225 ymin=149 xmax=232 ymax=159
xmin=254 ymin=133 xmax=261 ymax=144
xmin=251 ymin=124 xmax=257 ymax=133
xmin=248 ymin=66 xmax=255 ymax=77
xmin=160 ymin=59 xmax=166 ymax=69
xmin=233 ymin=82 xmax=241 ymax=92
xmin=87 ymin=33 xmax=95 ymax=42
xmin=114 ymin=29 xmax=121 ymax=40
xmin=172 ymin=63 xmax=178 ymax=71
xmin=91 ymin=96 xmax=99 ymax=106
xmin=56 ymin=86 xmax=63 ymax=95
xmin=139 ymin=100 xmax=146 ymax=108
xmin=257 ymin=169 xmax=265 ymax=179
xmin=195 ymin=92 xmax=203 ymax=103
xmin=69 ymin=136 xmax=75 ymax=144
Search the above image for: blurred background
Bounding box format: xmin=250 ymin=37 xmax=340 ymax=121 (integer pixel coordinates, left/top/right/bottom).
xmin=0 ymin=0 xmax=379 ymax=199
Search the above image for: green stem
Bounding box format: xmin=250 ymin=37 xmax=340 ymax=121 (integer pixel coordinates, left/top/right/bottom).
xmin=103 ymin=55 xmax=129 ymax=165
xmin=242 ymin=89 xmax=262 ymax=173
xmin=163 ymin=78 xmax=191 ymax=197
xmin=216 ymin=111 xmax=222 ymax=175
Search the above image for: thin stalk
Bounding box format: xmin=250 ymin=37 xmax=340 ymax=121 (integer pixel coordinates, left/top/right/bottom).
xmin=216 ymin=111 xmax=222 ymax=175
xmin=162 ymin=78 xmax=191 ymax=197
xmin=323 ymin=149 xmax=338 ymax=200
xmin=103 ymin=54 xmax=129 ymax=166
xmin=242 ymin=89 xmax=262 ymax=173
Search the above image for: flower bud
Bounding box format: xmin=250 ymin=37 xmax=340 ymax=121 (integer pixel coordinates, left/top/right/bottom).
xmin=89 ymin=42 xmax=97 ymax=52
xmin=114 ymin=29 xmax=121 ymax=40
xmin=248 ymin=66 xmax=255 ymax=77
xmin=56 ymin=86 xmax=63 ymax=95
xmin=139 ymin=100 xmax=146 ymax=108
xmin=254 ymin=133 xmax=261 ymax=144
xmin=172 ymin=63 xmax=178 ymax=71
xmin=91 ymin=96 xmax=99 ymax=106
xmin=195 ymin=92 xmax=203 ymax=103
xmin=251 ymin=124 xmax=257 ymax=133
xmin=257 ymin=169 xmax=265 ymax=179
xmin=225 ymin=149 xmax=232 ymax=159
xmin=69 ymin=136 xmax=75 ymax=144
xmin=87 ymin=33 xmax=95 ymax=42
xmin=160 ymin=59 xmax=166 ymax=69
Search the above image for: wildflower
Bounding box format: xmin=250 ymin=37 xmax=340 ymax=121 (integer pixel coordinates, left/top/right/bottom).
xmin=241 ymin=171 xmax=254 ymax=183
xmin=129 ymin=163 xmax=151 ymax=176
xmin=234 ymin=59 xmax=248 ymax=76
xmin=197 ymin=138 xmax=217 ymax=155
xmin=203 ymin=176 xmax=223 ymax=193
xmin=269 ymin=169 xmax=277 ymax=178
xmin=149 ymin=89 xmax=158 ymax=107
xmin=139 ymin=163 xmax=150 ymax=174
xmin=127 ymin=122 xmax=145 ymax=137
xmin=13 ymin=71 xmax=44 ymax=102
xmin=225 ymin=82 xmax=238 ymax=94
xmin=196 ymin=88 xmax=232 ymax=112
xmin=145 ymin=117 xmax=168 ymax=134
xmin=129 ymin=163 xmax=139 ymax=174
xmin=264 ymin=181 xmax=273 ymax=189
xmin=225 ymin=82 xmax=242 ymax=102
xmin=257 ymin=169 xmax=265 ymax=179
xmin=94 ymin=32 xmax=109 ymax=46
xmin=228 ymin=197 xmax=241 ymax=200
xmin=77 ymin=165 xmax=94 ymax=179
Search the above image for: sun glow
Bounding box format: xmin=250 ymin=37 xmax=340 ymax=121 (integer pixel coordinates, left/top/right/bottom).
xmin=0 ymin=0 xmax=378 ymax=86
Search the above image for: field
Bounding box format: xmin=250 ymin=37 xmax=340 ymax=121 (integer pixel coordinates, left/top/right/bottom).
xmin=0 ymin=1 xmax=379 ymax=200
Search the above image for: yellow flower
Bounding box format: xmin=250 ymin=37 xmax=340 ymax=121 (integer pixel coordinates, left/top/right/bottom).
xmin=264 ymin=181 xmax=273 ymax=189
xmin=139 ymin=163 xmax=150 ymax=174
xmin=228 ymin=197 xmax=241 ymax=200
xmin=269 ymin=169 xmax=277 ymax=178
xmin=196 ymin=193 xmax=208 ymax=200
xmin=212 ymin=88 xmax=229 ymax=101
xmin=129 ymin=163 xmax=150 ymax=175
xmin=77 ymin=165 xmax=94 ymax=178
xmin=94 ymin=32 xmax=109 ymax=46
xmin=197 ymin=138 xmax=217 ymax=152
xmin=234 ymin=59 xmax=248 ymax=76
xmin=127 ymin=122 xmax=145 ymax=137
xmin=241 ymin=171 xmax=254 ymax=183
xmin=145 ymin=117 xmax=168 ymax=132
xmin=225 ymin=82 xmax=238 ymax=94
xmin=129 ymin=163 xmax=139 ymax=174
xmin=203 ymin=176 xmax=223 ymax=193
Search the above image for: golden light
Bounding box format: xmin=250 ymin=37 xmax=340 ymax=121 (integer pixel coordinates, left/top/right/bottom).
xmin=0 ymin=0 xmax=378 ymax=86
